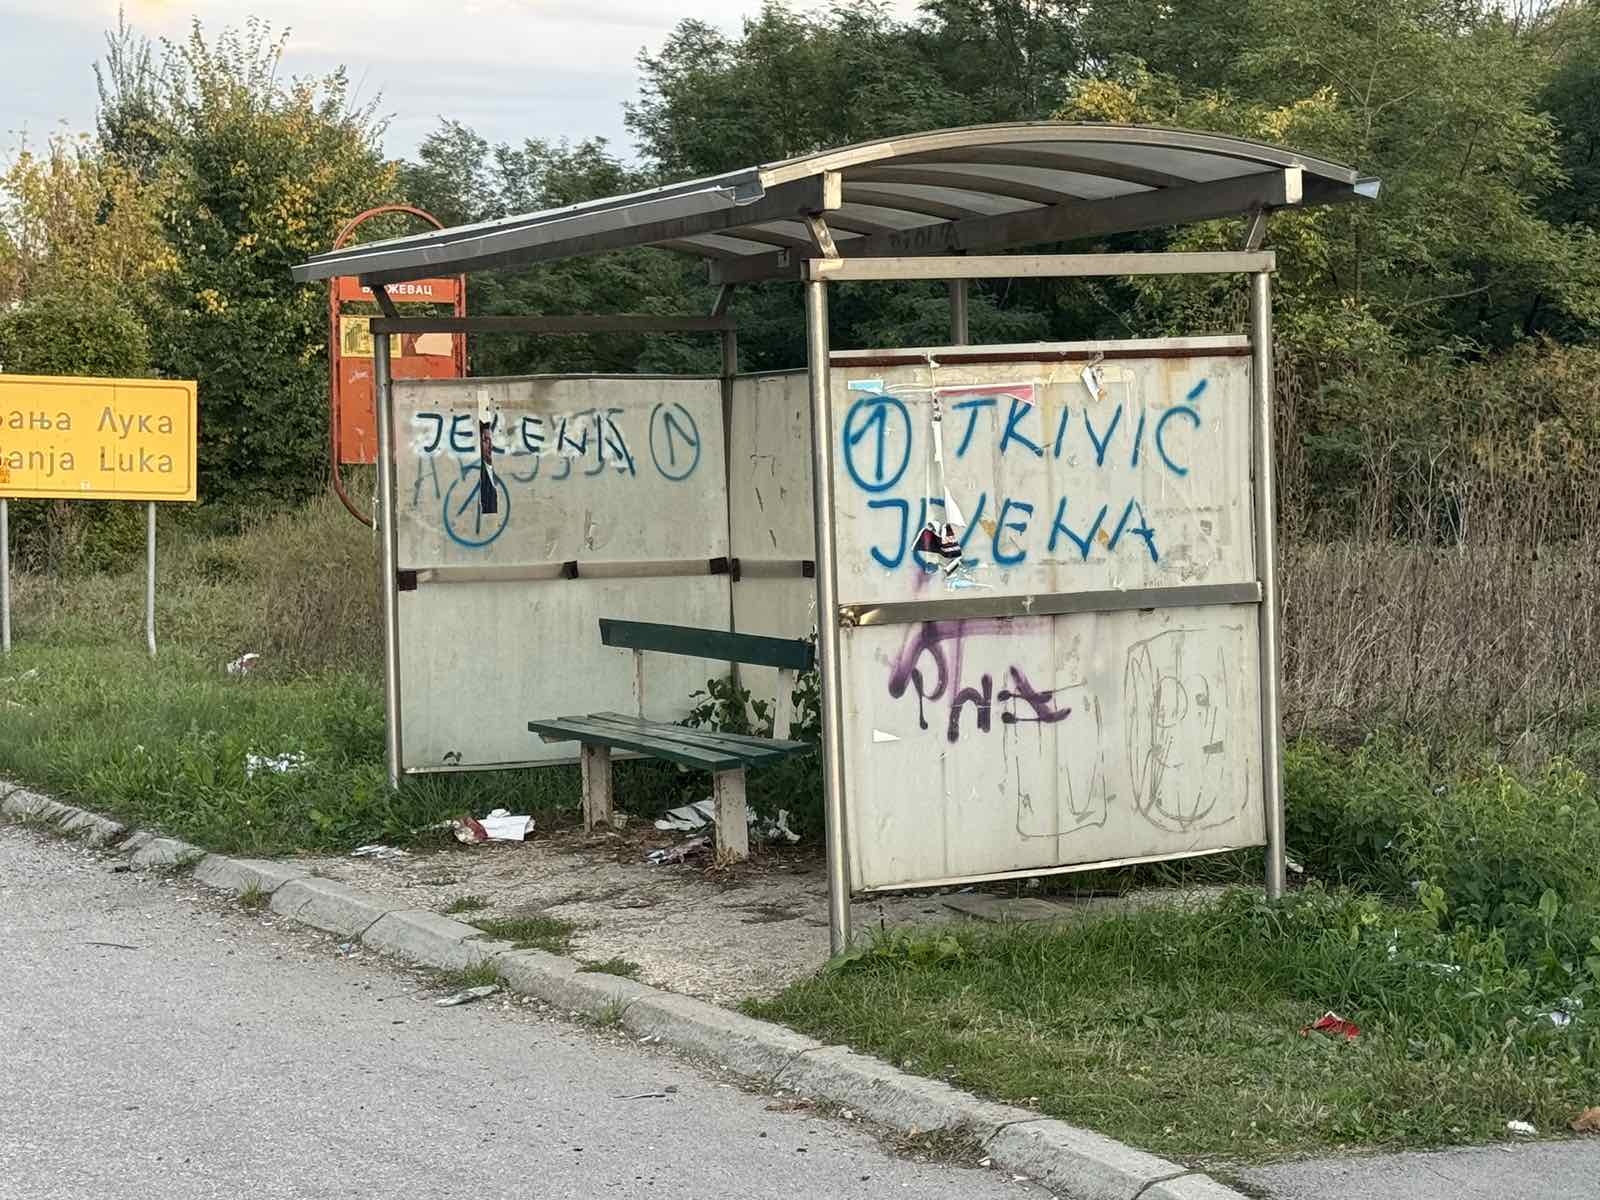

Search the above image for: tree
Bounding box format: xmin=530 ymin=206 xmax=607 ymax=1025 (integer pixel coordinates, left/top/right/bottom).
xmin=1066 ymin=0 xmax=1600 ymax=354
xmin=400 ymin=123 xmax=721 ymax=376
xmin=95 ymin=18 xmax=398 ymax=509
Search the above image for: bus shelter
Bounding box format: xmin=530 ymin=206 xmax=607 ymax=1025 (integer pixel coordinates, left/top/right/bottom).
xmin=292 ymin=123 xmax=1379 ymax=952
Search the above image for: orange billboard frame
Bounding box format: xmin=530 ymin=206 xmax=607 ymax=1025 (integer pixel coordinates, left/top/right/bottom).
xmin=328 ymin=205 xmax=467 ymax=524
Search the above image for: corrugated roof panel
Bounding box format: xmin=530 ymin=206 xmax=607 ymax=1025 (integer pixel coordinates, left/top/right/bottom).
xmin=291 ymin=122 xmax=1376 ymax=286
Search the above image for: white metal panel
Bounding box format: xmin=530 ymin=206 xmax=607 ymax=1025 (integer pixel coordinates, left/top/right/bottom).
xmin=828 ymin=342 xmax=1265 ymax=890
xmin=829 ymin=345 xmax=1253 ymax=606
xmin=840 ymin=606 xmax=1264 ymax=890
xmin=398 ymin=577 xmax=731 ymax=769
xmin=728 ymin=370 xmax=816 ymax=712
xmin=392 ymin=375 xmax=730 ymax=770
xmin=395 ymin=375 xmax=725 ymax=568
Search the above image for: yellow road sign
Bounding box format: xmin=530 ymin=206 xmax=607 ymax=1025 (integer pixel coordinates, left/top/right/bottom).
xmin=0 ymin=374 xmax=198 ymax=501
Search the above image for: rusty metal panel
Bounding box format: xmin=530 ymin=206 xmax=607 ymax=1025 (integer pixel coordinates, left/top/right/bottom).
xmin=829 ymin=341 xmax=1265 ymax=890
xmin=391 ymin=375 xmax=729 ymax=770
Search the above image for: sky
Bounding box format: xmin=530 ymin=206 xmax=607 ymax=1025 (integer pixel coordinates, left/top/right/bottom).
xmin=1 ymin=0 xmax=925 ymax=161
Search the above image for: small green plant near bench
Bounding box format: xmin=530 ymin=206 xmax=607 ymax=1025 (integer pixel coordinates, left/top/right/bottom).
xmin=578 ymin=957 xmax=642 ymax=979
xmin=443 ymin=894 xmax=489 ymax=916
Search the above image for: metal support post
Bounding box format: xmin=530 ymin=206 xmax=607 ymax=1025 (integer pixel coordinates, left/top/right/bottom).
xmin=1 ymin=498 xmax=10 ymax=653
xmin=1250 ymin=270 xmax=1287 ymax=900
xmin=720 ymin=322 xmax=739 ymax=637
xmin=145 ymin=502 xmax=157 ymax=657
xmin=804 ymin=278 xmax=852 ymax=954
xmin=947 ymin=278 xmax=970 ymax=344
xmin=373 ymin=329 xmax=405 ymax=792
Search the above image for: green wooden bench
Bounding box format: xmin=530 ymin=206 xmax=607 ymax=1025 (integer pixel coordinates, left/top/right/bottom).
xmin=527 ymin=618 xmax=816 ymax=861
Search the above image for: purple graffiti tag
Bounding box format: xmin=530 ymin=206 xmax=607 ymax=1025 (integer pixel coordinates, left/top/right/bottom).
xmin=949 ymin=674 xmax=993 ymax=741
xmin=886 ymin=622 xmax=1068 ymax=743
xmin=997 ymin=667 xmax=1071 ymax=726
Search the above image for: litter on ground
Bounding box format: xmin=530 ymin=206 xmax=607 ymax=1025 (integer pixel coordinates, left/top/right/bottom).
xmin=653 ymin=799 xmax=798 ymax=843
xmin=647 ymin=836 xmax=709 ymax=865
xmin=244 ymin=751 xmax=308 ymax=778
xmin=1300 ymin=1011 xmax=1361 ymax=1041
xmin=351 ymin=844 xmax=410 ymax=860
xmin=435 ymin=984 xmax=498 ymax=1007
xmin=450 ymin=810 xmax=534 ymax=844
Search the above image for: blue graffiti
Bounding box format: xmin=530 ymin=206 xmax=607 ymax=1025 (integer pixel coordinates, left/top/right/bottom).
xmin=992 ymin=498 xmax=1035 ymax=565
xmin=649 ymin=402 xmax=701 ymax=481
xmin=443 ymin=461 xmax=510 ymax=548
xmin=950 ymin=396 xmax=995 ymax=457
xmin=868 ymin=498 xmax=911 ymax=568
xmin=853 ymin=377 xmax=1209 ymax=574
xmin=1155 ymin=406 xmax=1200 ymax=477
xmin=1084 ymin=405 xmax=1123 ymax=466
xmin=1048 ymin=497 xmax=1108 ymax=560
xmin=1106 ymin=498 xmax=1159 ymax=562
xmin=842 ymin=393 xmax=911 ymax=493
xmin=998 ymin=395 xmax=1043 ymax=458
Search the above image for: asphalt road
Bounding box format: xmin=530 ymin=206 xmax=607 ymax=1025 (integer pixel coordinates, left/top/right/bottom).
xmin=0 ymin=825 xmax=1042 ymax=1200
xmin=1239 ymin=1139 xmax=1600 ymax=1200
xmin=6 ymin=823 xmax=1598 ymax=1200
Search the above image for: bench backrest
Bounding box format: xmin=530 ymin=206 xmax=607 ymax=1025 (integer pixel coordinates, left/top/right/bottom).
xmin=599 ymin=618 xmax=814 ymax=671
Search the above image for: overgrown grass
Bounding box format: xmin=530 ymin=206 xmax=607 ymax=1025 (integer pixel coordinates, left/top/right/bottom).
xmin=0 ymin=641 xmax=573 ymax=855
xmin=0 ymin=494 xmax=704 ymax=854
xmin=752 ymin=887 xmax=1600 ymax=1165
xmin=578 ymin=957 xmax=641 ymax=979
xmin=471 ymin=915 xmax=576 ymax=954
xmin=443 ymin=894 xmax=490 ymax=915
xmin=751 ymin=739 xmax=1600 ymax=1164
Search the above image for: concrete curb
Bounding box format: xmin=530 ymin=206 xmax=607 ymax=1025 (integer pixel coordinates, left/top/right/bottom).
xmin=1 ymin=787 xmax=1248 ymax=1200
xmin=269 ymin=877 xmax=400 ymax=939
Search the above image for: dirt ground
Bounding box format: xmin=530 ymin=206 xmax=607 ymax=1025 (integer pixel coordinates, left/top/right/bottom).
xmin=307 ymin=821 xmax=1223 ymax=1005
xmin=309 ymin=824 xmax=950 ymax=1004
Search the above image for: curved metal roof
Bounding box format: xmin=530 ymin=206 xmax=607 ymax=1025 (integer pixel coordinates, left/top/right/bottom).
xmin=293 ymin=123 xmax=1378 ymax=288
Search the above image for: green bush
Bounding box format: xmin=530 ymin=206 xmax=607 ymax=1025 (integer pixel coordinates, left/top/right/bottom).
xmin=684 ymin=665 xmax=825 ymax=838
xmin=1408 ymin=760 xmax=1600 ymax=973
xmin=1287 ymin=736 xmax=1600 ymax=994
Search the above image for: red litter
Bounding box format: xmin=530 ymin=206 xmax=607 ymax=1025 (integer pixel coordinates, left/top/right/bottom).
xmin=1301 ymin=1011 xmax=1361 ymax=1041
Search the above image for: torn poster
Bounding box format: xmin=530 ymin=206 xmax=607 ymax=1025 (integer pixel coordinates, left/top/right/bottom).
xmin=476 ymin=389 xmax=498 ymax=514
xmin=1081 ymin=362 xmax=1105 ymax=403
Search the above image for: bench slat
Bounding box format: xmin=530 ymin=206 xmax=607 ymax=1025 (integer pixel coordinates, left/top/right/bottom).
xmin=528 ymin=717 xmax=747 ymax=770
xmin=582 ymin=712 xmax=808 ymax=761
xmin=599 ymin=618 xmax=814 ymax=671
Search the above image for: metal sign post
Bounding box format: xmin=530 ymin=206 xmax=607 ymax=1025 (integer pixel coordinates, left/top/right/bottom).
xmin=146 ymin=501 xmax=157 ymax=657
xmin=1 ymin=498 xmax=10 ymax=653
